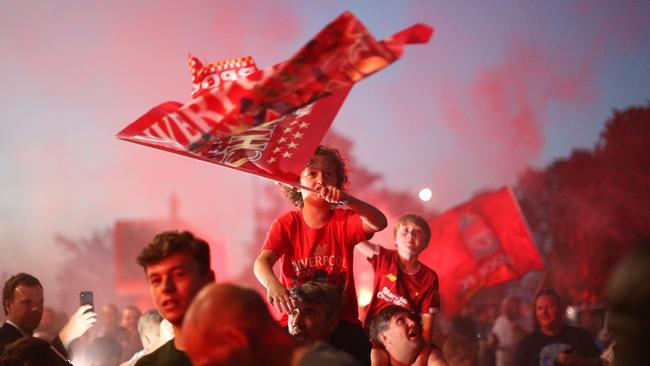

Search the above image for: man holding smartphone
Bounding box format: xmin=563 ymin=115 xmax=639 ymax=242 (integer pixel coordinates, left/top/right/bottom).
xmin=134 ymin=230 xmax=215 ymax=366
xmin=1 ymin=272 xmax=97 ymax=360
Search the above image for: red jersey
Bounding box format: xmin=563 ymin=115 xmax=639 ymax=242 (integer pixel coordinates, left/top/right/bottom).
xmin=364 ymin=246 xmax=440 ymax=326
xmin=262 ymin=208 xmax=370 ymax=324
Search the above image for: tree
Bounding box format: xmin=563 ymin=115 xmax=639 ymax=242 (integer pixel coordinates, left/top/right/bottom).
xmin=516 ymin=102 xmax=650 ymax=302
xmin=54 ymin=229 xmax=115 ymax=312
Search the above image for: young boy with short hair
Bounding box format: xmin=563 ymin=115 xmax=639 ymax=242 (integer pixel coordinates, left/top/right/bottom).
xmin=357 ymin=214 xmax=447 ymax=366
xmin=253 ymin=145 xmax=387 ymax=366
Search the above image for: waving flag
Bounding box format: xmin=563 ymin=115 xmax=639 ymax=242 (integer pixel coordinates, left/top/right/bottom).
xmin=116 ymin=11 xmax=432 ymax=186
xmin=419 ymin=187 xmax=544 ymax=317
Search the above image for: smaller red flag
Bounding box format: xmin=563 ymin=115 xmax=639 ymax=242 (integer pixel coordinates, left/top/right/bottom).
xmin=419 ymin=187 xmax=544 ymax=317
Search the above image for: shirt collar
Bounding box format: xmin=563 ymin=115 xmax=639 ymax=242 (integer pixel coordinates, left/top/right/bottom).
xmin=5 ymin=320 xmax=30 ymax=336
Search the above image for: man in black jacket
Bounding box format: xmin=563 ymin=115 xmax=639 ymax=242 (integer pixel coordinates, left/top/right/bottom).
xmin=1 ymin=272 xmax=96 ymax=361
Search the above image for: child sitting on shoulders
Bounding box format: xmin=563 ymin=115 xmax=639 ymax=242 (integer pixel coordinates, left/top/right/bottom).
xmin=357 ymin=214 xmax=448 ymax=366
xmin=254 ymin=145 xmax=387 ymax=366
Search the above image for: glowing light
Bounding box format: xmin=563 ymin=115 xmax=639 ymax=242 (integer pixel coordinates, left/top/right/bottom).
xmin=357 ymin=287 xmax=373 ymax=307
xmin=419 ymin=188 xmax=432 ymax=202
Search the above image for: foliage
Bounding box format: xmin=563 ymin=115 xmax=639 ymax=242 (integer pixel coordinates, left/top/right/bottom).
xmin=515 ymin=102 xmax=650 ymax=302
xmin=54 ymin=229 xmax=115 ymax=312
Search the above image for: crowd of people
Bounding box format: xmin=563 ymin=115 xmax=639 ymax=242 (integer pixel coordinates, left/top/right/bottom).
xmin=1 ymin=145 xmax=645 ymax=365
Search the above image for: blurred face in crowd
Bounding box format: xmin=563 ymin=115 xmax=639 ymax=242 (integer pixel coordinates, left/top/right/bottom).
xmin=39 ymin=307 xmax=56 ymax=329
xmin=145 ymin=252 xmax=213 ymax=327
xmin=535 ymin=295 xmax=562 ymax=332
xmin=5 ymin=285 xmax=44 ymax=334
xmin=288 ymin=302 xmax=337 ymax=342
xmin=504 ymin=298 xmax=520 ymax=320
xmin=395 ymin=221 xmax=427 ymax=260
xmin=120 ymin=307 xmax=140 ymax=332
xmin=100 ymin=304 xmax=119 ymax=328
xmin=379 ymin=311 xmax=423 ymax=364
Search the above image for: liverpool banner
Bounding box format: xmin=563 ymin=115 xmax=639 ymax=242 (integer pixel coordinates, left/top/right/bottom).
xmin=420 ymin=187 xmax=544 ymax=317
xmin=116 ymin=12 xmax=432 ymax=186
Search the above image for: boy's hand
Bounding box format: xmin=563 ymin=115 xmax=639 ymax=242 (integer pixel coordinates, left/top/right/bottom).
xmin=267 ymin=281 xmax=296 ymax=314
xmin=318 ymin=186 xmax=348 ymax=204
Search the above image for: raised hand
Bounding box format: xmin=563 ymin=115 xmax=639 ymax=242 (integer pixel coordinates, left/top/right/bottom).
xmin=58 ymin=305 xmax=97 ymax=349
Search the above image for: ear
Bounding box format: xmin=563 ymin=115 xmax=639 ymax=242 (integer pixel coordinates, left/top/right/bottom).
xmin=199 ymin=269 xmax=216 ymax=284
xmin=222 ymin=326 xmax=250 ymax=350
xmin=326 ymin=314 xmax=340 ymax=333
xmin=379 ymin=331 xmax=390 ymax=346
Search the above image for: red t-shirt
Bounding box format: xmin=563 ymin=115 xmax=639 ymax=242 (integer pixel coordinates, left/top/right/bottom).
xmin=262 ymin=208 xmax=370 ymax=324
xmin=364 ymin=246 xmax=440 ymax=326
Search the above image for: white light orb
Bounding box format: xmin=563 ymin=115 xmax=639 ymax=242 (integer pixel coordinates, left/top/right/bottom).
xmin=419 ymin=188 xmax=432 ymax=202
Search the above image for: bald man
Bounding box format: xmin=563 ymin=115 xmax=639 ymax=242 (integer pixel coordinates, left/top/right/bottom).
xmin=181 ymin=283 xmax=359 ymax=366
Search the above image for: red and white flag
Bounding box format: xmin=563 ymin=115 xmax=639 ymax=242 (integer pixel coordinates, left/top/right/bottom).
xmin=117 ymin=87 xmax=350 ymax=186
xmin=419 ymin=187 xmax=544 ymax=317
xmin=116 ymin=12 xmax=432 ymax=186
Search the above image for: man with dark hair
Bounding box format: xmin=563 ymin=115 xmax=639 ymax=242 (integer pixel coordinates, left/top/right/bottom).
xmin=181 ymin=283 xmax=359 ymax=366
xmin=514 ymin=289 xmax=602 ymax=366
xmin=1 ymin=272 xmax=96 ymax=360
xmin=134 ymin=230 xmax=215 ymax=366
xmin=369 ymin=305 xmax=444 ymax=366
xmin=288 ymin=281 xmax=341 ymax=343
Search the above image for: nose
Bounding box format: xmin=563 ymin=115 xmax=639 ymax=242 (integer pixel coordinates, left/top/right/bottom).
xmin=292 ymin=309 xmax=304 ymax=324
xmin=162 ymin=275 xmax=176 ymax=293
xmin=406 ymin=318 xmax=415 ymax=327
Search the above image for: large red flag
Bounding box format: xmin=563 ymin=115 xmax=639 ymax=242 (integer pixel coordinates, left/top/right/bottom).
xmin=117 ymin=12 xmax=432 ymax=186
xmin=117 ymin=88 xmax=350 ymax=186
xmin=419 ymin=187 xmax=544 ymax=317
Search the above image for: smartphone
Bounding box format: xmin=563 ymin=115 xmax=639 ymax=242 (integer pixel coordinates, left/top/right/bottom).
xmin=80 ymin=291 xmax=94 ymax=311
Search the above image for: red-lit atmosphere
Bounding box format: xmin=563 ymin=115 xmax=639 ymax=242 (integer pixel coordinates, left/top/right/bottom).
xmin=1 ymin=1 xmax=649 ymax=365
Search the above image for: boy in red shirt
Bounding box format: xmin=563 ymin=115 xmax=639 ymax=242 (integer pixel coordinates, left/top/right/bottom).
xmin=254 ymin=145 xmax=387 ymax=366
xmin=357 ymin=214 xmax=447 ymax=366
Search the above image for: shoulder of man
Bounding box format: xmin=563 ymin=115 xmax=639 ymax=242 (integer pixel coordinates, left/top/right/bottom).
xmin=299 ymin=341 xmax=361 ymax=366
xmin=134 ymin=340 xmax=187 ymax=366
xmin=0 ymin=322 xmax=22 ymax=343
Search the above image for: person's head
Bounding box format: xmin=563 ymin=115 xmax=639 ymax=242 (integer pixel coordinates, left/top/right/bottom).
xmin=136 ymin=230 xmax=215 ymax=327
xmin=82 ymin=336 xmax=122 ymax=366
xmin=120 ymin=305 xmax=141 ymax=332
xmin=182 ymin=283 xmax=287 ymax=366
xmin=369 ymin=305 xmax=423 ymax=365
xmin=282 ymin=145 xmax=348 ymax=208
xmin=137 ymin=309 xmax=163 ymax=350
xmin=0 ymin=337 xmax=68 ymax=366
xmin=2 ymin=273 xmax=44 ymax=334
xmin=100 ymin=304 xmax=119 ymax=328
xmin=393 ymin=214 xmax=431 ymax=260
xmin=501 ymin=296 xmax=521 ymax=320
xmin=533 ymin=289 xmax=564 ymax=333
xmin=288 ymin=281 xmax=341 ymax=342
xmin=605 ymin=244 xmax=650 ymax=366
